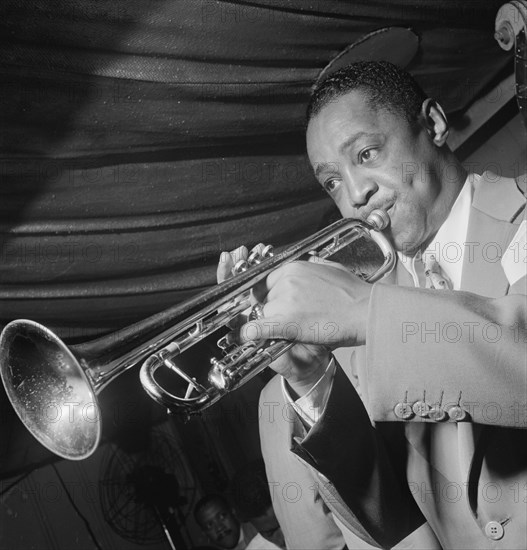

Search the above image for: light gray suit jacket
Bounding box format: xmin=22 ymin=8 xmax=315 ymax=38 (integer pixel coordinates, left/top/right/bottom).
xmin=260 ymin=172 xmax=526 ymax=549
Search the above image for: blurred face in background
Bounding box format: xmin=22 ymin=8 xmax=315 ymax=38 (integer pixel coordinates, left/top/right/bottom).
xmin=197 ymin=499 xmax=241 ymax=549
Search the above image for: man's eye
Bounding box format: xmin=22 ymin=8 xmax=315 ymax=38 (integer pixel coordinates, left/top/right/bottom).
xmin=323 ymin=178 xmax=340 ymax=193
xmin=359 ymin=148 xmax=378 ymax=163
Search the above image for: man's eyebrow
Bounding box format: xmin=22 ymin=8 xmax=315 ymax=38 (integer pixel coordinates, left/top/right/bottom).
xmin=314 ymin=132 xmax=381 ymax=177
xmin=314 ymin=162 xmax=339 ymax=178
xmin=338 ymin=131 xmax=379 ymax=155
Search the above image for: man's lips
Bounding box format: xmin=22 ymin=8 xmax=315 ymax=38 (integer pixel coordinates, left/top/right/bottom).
xmin=217 ymin=529 xmax=231 ymax=540
xmin=361 ymin=201 xmax=395 ymax=224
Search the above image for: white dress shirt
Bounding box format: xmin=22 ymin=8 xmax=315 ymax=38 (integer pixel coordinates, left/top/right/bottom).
xmin=245 ymin=532 xmax=283 ymax=550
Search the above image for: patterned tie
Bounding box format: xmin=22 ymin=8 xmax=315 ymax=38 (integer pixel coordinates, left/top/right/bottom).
xmin=422 ymin=253 xmax=452 ymax=290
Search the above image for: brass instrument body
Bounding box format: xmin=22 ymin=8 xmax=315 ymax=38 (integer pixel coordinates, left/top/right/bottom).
xmin=0 ymin=214 xmax=395 ymax=460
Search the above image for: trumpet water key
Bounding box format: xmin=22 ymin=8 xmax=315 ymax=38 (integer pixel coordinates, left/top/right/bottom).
xmin=0 ymin=210 xmax=394 ymax=460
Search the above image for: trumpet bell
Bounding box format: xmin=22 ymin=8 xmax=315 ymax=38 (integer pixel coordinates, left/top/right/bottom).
xmin=0 ymin=319 xmax=100 ymax=460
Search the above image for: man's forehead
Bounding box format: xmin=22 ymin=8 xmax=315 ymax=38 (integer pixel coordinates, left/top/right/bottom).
xmin=199 ymin=501 xmax=228 ymax=519
xmin=306 ymin=90 xmax=403 ymax=165
xmin=308 ymin=94 xmax=375 ymax=140
xmin=307 ymin=87 xmax=409 ymax=138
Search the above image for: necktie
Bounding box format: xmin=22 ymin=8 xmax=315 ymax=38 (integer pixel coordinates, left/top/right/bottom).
xmin=422 ymin=253 xmax=452 ymax=290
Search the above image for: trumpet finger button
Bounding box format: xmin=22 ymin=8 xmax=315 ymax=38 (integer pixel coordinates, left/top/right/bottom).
xmin=248 ymin=243 xmax=267 ymax=265
xmin=232 ymin=260 xmax=249 ymax=275
xmin=261 ymin=245 xmax=274 ymax=258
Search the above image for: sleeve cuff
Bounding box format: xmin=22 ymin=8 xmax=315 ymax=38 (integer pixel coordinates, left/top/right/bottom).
xmin=281 ymin=358 xmax=337 ymax=428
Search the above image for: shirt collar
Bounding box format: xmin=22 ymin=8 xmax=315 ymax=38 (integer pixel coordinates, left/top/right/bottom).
xmin=233 ymin=526 xmax=246 ymax=550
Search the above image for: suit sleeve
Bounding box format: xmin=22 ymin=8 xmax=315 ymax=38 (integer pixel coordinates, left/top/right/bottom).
xmin=296 ymin=365 xmax=430 ymax=549
xmin=364 ymin=283 xmax=527 ymax=428
xmin=258 ymin=377 xmax=349 ymax=550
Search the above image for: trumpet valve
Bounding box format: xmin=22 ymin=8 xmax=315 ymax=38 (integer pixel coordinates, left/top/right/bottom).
xmin=248 ymin=243 xmax=274 ymax=265
xmin=261 ymin=244 xmax=274 ymax=258
xmin=248 ymin=249 xmax=263 ymax=265
xmin=209 ymin=357 xmax=231 ymax=390
xmin=232 ymin=260 xmax=249 ymax=275
xmin=232 ymin=243 xmax=274 ymax=275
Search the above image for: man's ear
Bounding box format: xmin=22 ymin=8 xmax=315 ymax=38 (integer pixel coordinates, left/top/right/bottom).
xmin=419 ymin=98 xmax=449 ymax=146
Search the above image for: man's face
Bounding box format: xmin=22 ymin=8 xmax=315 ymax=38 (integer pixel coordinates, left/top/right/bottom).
xmin=251 ymin=506 xmax=286 ymax=549
xmin=197 ymin=501 xmax=240 ymax=549
xmin=306 ymin=90 xmax=445 ymax=254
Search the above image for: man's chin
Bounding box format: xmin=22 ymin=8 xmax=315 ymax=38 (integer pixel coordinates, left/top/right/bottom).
xmin=391 ymin=228 xmax=421 ymax=256
xmin=217 ymin=532 xmax=238 ymax=549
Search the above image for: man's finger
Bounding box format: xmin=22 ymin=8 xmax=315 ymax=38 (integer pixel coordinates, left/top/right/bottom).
xmin=230 ymin=245 xmax=248 ymax=265
xmin=237 ymin=316 xmax=299 ymax=344
xmin=217 ymin=251 xmax=233 ymax=283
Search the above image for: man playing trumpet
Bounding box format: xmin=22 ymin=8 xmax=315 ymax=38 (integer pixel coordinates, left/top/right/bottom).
xmin=218 ymin=62 xmax=526 ymax=549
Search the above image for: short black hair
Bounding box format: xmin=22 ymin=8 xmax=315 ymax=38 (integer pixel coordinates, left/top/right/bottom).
xmin=307 ymin=61 xmax=427 ymax=124
xmin=194 ymin=494 xmax=232 ymax=526
xmin=231 ymin=460 xmax=272 ymax=522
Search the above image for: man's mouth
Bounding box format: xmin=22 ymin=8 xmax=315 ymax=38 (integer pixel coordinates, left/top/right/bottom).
xmin=217 ymin=529 xmax=231 ymax=541
xmin=362 ymin=200 xmax=395 ymax=223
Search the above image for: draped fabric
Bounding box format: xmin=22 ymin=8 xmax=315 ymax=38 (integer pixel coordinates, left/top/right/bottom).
xmin=0 ymin=0 xmax=510 ymax=337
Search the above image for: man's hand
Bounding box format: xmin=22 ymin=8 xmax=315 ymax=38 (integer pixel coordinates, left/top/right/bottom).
xmin=216 ymin=247 xmax=332 ymax=397
xmin=242 ymin=259 xmax=373 ymax=348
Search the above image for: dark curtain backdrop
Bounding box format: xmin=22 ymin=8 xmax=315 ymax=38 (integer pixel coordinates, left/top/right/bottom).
xmin=0 ymin=0 xmax=510 ymax=337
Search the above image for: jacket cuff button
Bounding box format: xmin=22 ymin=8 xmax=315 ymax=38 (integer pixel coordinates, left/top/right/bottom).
xmin=446 ymin=405 xmax=467 ymax=421
xmin=412 ymin=400 xmax=431 ymax=417
xmin=394 ymin=402 xmax=414 ymax=419
xmin=428 ymin=406 xmax=447 ymax=421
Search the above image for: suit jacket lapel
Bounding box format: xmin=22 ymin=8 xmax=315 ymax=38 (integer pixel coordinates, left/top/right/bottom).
xmin=462 ymin=172 xmax=526 ymax=297
xmin=461 ymin=205 xmax=516 ymax=298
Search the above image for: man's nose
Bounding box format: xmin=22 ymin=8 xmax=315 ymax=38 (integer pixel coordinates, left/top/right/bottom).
xmin=213 ymin=521 xmax=224 ymax=532
xmin=338 ymin=175 xmax=378 ymax=216
xmin=346 ymin=176 xmax=378 ymax=207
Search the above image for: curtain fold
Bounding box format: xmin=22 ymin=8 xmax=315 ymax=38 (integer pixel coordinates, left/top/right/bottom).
xmin=0 ymin=0 xmax=510 ymax=337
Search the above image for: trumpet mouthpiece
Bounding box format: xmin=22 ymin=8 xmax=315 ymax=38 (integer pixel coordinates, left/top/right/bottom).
xmin=366 ymin=209 xmax=390 ymax=231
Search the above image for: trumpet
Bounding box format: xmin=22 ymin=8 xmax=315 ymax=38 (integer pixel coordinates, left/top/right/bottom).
xmin=0 ymin=210 xmax=395 ymax=460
